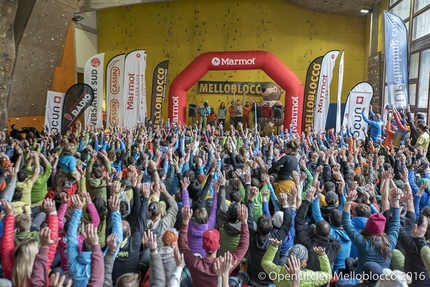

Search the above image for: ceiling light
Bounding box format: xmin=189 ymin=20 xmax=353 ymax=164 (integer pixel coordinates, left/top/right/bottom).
xmin=72 ymin=15 xmax=84 ymax=22
xmin=360 ymin=8 xmax=371 ymax=14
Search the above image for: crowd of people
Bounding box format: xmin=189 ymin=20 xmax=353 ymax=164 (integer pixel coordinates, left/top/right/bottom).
xmin=1 ymin=103 xmax=430 ymax=287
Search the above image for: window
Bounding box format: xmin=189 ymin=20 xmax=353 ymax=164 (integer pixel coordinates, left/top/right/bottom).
xmin=415 ymin=0 xmax=430 ymax=12
xmin=412 ymin=9 xmax=430 ymax=40
xmin=410 ymin=53 xmax=420 ymax=79
xmin=391 ymin=0 xmax=411 ymax=20
xmin=417 ymin=49 xmax=430 ymax=109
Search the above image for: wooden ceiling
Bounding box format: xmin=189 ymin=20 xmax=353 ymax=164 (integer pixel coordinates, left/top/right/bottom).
xmin=286 ymin=0 xmax=382 ymax=16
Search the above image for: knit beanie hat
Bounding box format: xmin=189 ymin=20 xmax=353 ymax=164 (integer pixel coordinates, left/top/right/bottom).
xmin=325 ymin=191 xmax=339 ymax=205
xmin=365 ymin=213 xmax=386 ymax=235
xmin=287 ymin=244 xmax=308 ymax=264
xmin=375 ymin=269 xmax=411 ymax=287
xmin=272 ymin=211 xmax=283 ymax=228
xmin=362 ymin=262 xmax=383 ymax=283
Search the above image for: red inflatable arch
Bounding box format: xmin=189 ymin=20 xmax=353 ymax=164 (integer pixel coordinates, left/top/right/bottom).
xmin=168 ymin=50 xmax=304 ymax=133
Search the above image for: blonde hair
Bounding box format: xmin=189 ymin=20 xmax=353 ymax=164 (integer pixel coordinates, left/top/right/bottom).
xmin=11 ymin=238 xmax=39 ymax=287
xmin=15 ymin=214 xmax=31 ymax=232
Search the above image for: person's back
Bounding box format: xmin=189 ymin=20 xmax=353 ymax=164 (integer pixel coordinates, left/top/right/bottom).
xmin=219 ymin=222 xmax=241 ymax=255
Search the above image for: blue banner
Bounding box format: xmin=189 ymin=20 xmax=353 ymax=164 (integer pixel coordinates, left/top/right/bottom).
xmin=384 ymin=11 xmax=409 ymax=109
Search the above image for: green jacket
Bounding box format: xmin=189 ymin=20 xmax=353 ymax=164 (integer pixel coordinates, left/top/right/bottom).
xmin=262 ymin=245 xmax=332 ymax=287
xmin=30 ymin=164 xmax=53 ymax=203
xmin=86 ymin=157 xmax=111 ymax=201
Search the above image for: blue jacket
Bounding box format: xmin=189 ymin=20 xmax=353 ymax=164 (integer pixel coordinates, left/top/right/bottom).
xmin=349 ymin=216 xmax=368 ymax=259
xmin=66 ymin=209 xmax=91 ymax=287
xmin=58 ymin=154 xmax=77 ymax=173
xmin=312 ymin=197 xmax=351 ymax=273
xmin=342 ymin=208 xmax=400 ymax=274
xmin=362 ymin=112 xmax=383 ymax=142
xmin=263 ymin=201 xmax=296 ymax=254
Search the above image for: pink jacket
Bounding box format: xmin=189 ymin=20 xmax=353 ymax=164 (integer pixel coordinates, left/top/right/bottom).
xmin=58 ymin=203 xmax=100 ymax=271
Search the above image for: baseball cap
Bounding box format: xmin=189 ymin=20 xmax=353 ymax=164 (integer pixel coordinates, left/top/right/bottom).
xmin=202 ymin=229 xmax=220 ymax=253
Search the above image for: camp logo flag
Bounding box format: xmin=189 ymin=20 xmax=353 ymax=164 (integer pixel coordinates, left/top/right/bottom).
xmin=84 ymin=53 xmax=105 ymax=127
xmin=61 ymin=84 xmax=94 ymax=134
xmin=384 ymin=11 xmax=409 ymax=109
xmin=302 ymin=56 xmax=323 ymax=131
xmin=44 ymin=91 xmax=65 ymax=134
xmin=313 ymin=50 xmax=339 ymax=132
xmin=123 ymin=50 xmax=146 ymax=128
xmin=106 ymin=54 xmax=125 ymax=129
xmin=336 ymin=51 xmax=345 ymax=132
xmin=343 ymin=82 xmax=373 ymax=140
xmin=151 ymin=60 xmax=169 ymax=125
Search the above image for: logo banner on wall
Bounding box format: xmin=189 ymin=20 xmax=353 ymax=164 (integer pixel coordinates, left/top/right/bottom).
xmin=106 ymin=54 xmax=125 ymax=129
xmin=302 ymin=56 xmax=323 ymax=131
xmin=44 ymin=91 xmax=65 ymax=134
xmin=123 ymin=50 xmax=146 ymax=128
xmin=313 ymin=50 xmax=339 ymax=133
xmin=84 ymin=53 xmax=105 ymax=128
xmin=151 ymin=60 xmax=169 ymax=126
xmin=61 ymin=84 xmax=94 ymax=135
xmin=384 ymin=11 xmax=409 ymax=109
xmin=343 ymin=82 xmax=373 ymax=140
xmin=336 ymin=51 xmax=345 ymax=132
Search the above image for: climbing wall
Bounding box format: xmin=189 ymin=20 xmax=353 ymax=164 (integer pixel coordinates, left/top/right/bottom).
xmin=8 ymin=0 xmax=78 ymax=119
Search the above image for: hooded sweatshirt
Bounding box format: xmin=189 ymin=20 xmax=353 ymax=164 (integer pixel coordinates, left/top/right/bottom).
xmin=66 ymin=209 xmax=92 ymax=287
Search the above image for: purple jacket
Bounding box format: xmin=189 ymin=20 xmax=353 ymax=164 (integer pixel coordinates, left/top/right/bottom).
xmin=181 ymin=189 xmax=218 ymax=257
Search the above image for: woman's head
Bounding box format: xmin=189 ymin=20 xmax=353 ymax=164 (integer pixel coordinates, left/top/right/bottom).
xmin=285 ymin=138 xmax=300 ymax=154
xmin=12 ymin=238 xmax=39 ymax=287
xmin=93 ymin=196 xmax=107 ymax=223
xmin=148 ymin=202 xmax=162 ymax=221
xmin=62 ymin=143 xmax=76 ymax=155
xmin=220 ymin=102 xmax=225 ymax=108
xmin=194 ymin=207 xmax=208 ymax=224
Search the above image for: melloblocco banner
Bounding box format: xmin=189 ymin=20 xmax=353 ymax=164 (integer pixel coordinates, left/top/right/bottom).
xmin=61 ymin=84 xmax=94 ymax=134
xmin=302 ymin=56 xmax=323 ymax=131
xmin=150 ymin=60 xmax=169 ymax=126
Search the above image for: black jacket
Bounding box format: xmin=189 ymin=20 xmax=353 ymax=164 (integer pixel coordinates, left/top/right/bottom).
xmin=295 ymin=200 xmax=342 ymax=271
xmin=112 ymin=193 xmax=148 ymax=283
xmin=247 ymin=200 xmax=292 ymax=285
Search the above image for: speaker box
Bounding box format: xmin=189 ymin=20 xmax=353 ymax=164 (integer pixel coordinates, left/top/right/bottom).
xmin=188 ymin=104 xmax=197 ymax=118
xmin=273 ymin=105 xmax=283 ymax=119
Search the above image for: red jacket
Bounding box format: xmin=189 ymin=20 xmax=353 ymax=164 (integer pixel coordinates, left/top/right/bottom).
xmin=1 ymin=214 xmax=59 ymax=281
xmin=260 ymin=105 xmax=273 ymax=119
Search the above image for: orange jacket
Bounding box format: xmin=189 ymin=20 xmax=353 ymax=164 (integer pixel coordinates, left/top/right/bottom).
xmin=243 ymin=105 xmax=252 ymax=118
xmin=228 ymin=106 xmax=235 ymax=118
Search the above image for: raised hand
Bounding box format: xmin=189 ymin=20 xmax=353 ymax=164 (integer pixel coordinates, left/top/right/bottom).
xmin=237 ymin=204 xmax=248 ymax=224
xmin=71 ymin=194 xmax=84 ymax=210
xmin=106 ymin=233 xmax=119 ymax=252
xmin=313 ymin=246 xmax=326 ymax=256
xmin=269 ymin=238 xmax=283 ymax=247
xmin=413 ymin=216 xmax=429 ymax=238
xmin=144 ymin=230 xmax=158 ymax=251
xmin=40 ymin=227 xmax=59 ymax=248
xmin=108 ymin=195 xmax=120 ymax=213
xmin=346 ymin=190 xmax=357 ymax=203
xmin=43 ymin=198 xmax=56 ymax=214
xmin=84 ymin=223 xmax=99 ymax=246
xmin=180 ymin=177 xmax=190 ymax=190
xmin=173 ymin=246 xmax=184 ymax=267
xmin=305 ymin=186 xmax=316 ymax=202
xmin=2 ymin=199 xmax=13 ymax=215
xmin=181 ymin=206 xmax=193 ymax=224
